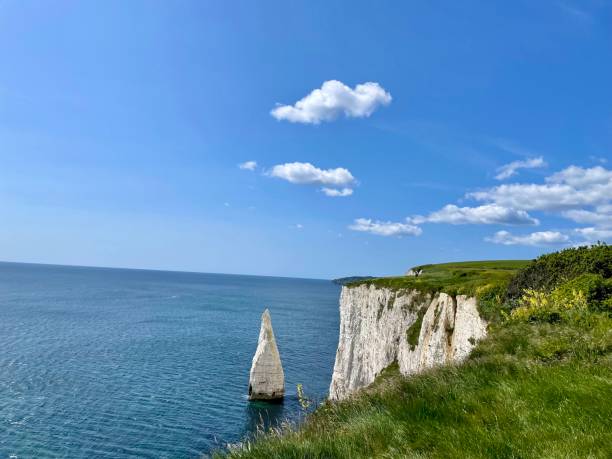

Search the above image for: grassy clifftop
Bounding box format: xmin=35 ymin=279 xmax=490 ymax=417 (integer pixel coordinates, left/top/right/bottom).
xmin=348 ymin=260 xmax=529 ymax=297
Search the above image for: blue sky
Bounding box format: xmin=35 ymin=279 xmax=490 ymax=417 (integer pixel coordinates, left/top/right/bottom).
xmin=1 ymin=0 xmax=611 ymax=279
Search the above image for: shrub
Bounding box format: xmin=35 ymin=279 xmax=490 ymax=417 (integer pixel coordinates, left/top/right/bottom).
xmin=476 ymin=282 xmax=510 ymax=322
xmin=508 ymin=288 xmax=588 ymax=324
xmin=551 ymin=273 xmax=612 ymax=313
xmin=507 ymin=243 xmax=612 ymax=298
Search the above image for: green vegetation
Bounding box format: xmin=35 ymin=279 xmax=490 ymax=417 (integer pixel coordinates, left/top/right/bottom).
xmin=508 ymin=288 xmax=588 ymax=324
xmin=219 ymin=245 xmax=612 ymax=458
xmin=405 ymin=305 xmax=426 ymax=350
xmin=553 ymin=273 xmax=612 ymax=312
xmin=332 ymin=276 xmax=375 ymax=285
xmin=349 ymin=259 xmax=529 ymax=297
xmin=507 ymin=244 xmax=612 ymax=298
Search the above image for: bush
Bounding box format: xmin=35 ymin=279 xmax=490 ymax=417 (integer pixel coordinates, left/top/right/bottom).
xmin=476 ymin=282 xmax=511 ymax=322
xmin=507 ymin=243 xmax=612 ymax=298
xmin=552 ymin=273 xmax=612 ymax=313
xmin=507 ymin=272 xmax=612 ymax=324
xmin=507 ymin=288 xmax=588 ymax=324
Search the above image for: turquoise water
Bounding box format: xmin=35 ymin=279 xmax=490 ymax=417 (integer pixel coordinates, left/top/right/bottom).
xmin=0 ymin=262 xmax=340 ymax=458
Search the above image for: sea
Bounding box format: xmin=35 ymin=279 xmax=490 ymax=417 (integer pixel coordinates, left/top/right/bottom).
xmin=0 ymin=262 xmax=341 ymax=458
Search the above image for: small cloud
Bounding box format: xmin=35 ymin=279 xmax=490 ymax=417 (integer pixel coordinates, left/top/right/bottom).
xmin=321 ymin=187 xmax=353 ymax=197
xmin=271 ymin=80 xmax=391 ymax=124
xmin=562 ymin=207 xmax=612 ymax=227
xmin=411 ymin=204 xmax=538 ymax=226
xmin=239 ymin=160 xmax=257 ymax=171
xmin=546 ymin=165 xmax=612 ymax=188
xmin=486 ymin=230 xmax=569 ymax=246
xmin=495 ymin=157 xmax=546 ymax=180
xmin=573 ymin=227 xmax=612 ymax=243
xmin=268 ymin=162 xmax=355 ymax=187
xmin=349 ymin=218 xmax=422 ymax=237
xmin=223 ymin=202 xmax=230 ymax=207
xmin=589 ymin=155 xmax=608 ymax=164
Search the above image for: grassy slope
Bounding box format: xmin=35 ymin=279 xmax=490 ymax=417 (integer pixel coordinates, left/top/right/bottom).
xmin=220 ymin=316 xmax=612 ymax=458
xmin=349 ymin=260 xmax=530 ymax=297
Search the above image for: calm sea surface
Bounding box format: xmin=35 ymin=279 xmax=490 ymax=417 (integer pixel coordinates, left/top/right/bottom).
xmin=0 ymin=262 xmax=340 ymax=458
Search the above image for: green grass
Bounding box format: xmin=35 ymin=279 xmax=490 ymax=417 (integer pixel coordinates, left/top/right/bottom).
xmin=348 ymin=260 xmax=530 ymax=298
xmin=406 ymin=304 xmax=427 ymax=350
xmin=217 ymin=314 xmax=612 ymax=459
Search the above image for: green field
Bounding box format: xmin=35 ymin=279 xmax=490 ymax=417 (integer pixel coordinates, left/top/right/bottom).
xmin=349 ymin=259 xmax=530 ymax=297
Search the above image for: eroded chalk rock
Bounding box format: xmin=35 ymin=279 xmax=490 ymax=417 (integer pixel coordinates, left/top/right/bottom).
xmin=329 ymin=285 xmax=487 ymax=400
xmin=248 ymin=309 xmax=285 ymax=401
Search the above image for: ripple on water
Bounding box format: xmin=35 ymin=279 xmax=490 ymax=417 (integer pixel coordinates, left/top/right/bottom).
xmin=0 ymin=263 xmax=340 ymax=458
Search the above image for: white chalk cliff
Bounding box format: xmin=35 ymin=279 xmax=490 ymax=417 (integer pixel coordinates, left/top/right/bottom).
xmin=329 ymin=285 xmax=487 ymax=400
xmin=249 ymin=309 xmax=285 ymax=400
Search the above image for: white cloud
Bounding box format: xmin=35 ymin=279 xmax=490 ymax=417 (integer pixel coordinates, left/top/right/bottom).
xmin=411 ymin=204 xmax=538 ymax=225
xmin=469 ymin=183 xmax=577 ymax=211
xmin=239 ymin=160 xmax=257 ymax=171
xmin=322 ymin=187 xmax=353 ymax=197
xmin=470 ymin=165 xmax=612 ymax=244
xmin=271 ymin=80 xmax=391 ymax=124
xmin=599 ymin=204 xmax=612 ymax=213
xmin=268 ymin=162 xmax=355 ymax=187
xmin=469 ymin=166 xmax=612 ymax=211
xmin=546 ymin=165 xmax=612 ymax=188
xmin=349 ymin=218 xmax=422 ymax=237
xmin=573 ymin=227 xmax=612 ymax=242
xmin=346 ymin=164 xmax=611 ymax=241
xmin=562 ymin=207 xmax=612 ymax=227
xmin=486 ymin=230 xmax=569 ymax=246
xmin=495 ymin=156 xmax=546 ymax=180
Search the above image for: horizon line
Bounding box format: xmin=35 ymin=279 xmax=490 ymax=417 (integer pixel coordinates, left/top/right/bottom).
xmin=0 ymin=259 xmax=333 ymax=283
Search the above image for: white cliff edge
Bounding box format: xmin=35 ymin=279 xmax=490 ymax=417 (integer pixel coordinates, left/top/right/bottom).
xmin=329 ymin=285 xmax=487 ymax=401
xmin=249 ymin=309 xmax=285 ymax=401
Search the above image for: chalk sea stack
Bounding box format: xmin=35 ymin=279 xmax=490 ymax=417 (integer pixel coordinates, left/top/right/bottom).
xmin=248 ymin=309 xmax=285 ymax=401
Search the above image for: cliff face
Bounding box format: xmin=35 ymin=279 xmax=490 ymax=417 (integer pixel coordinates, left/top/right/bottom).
xmin=329 ymin=285 xmax=487 ymax=400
